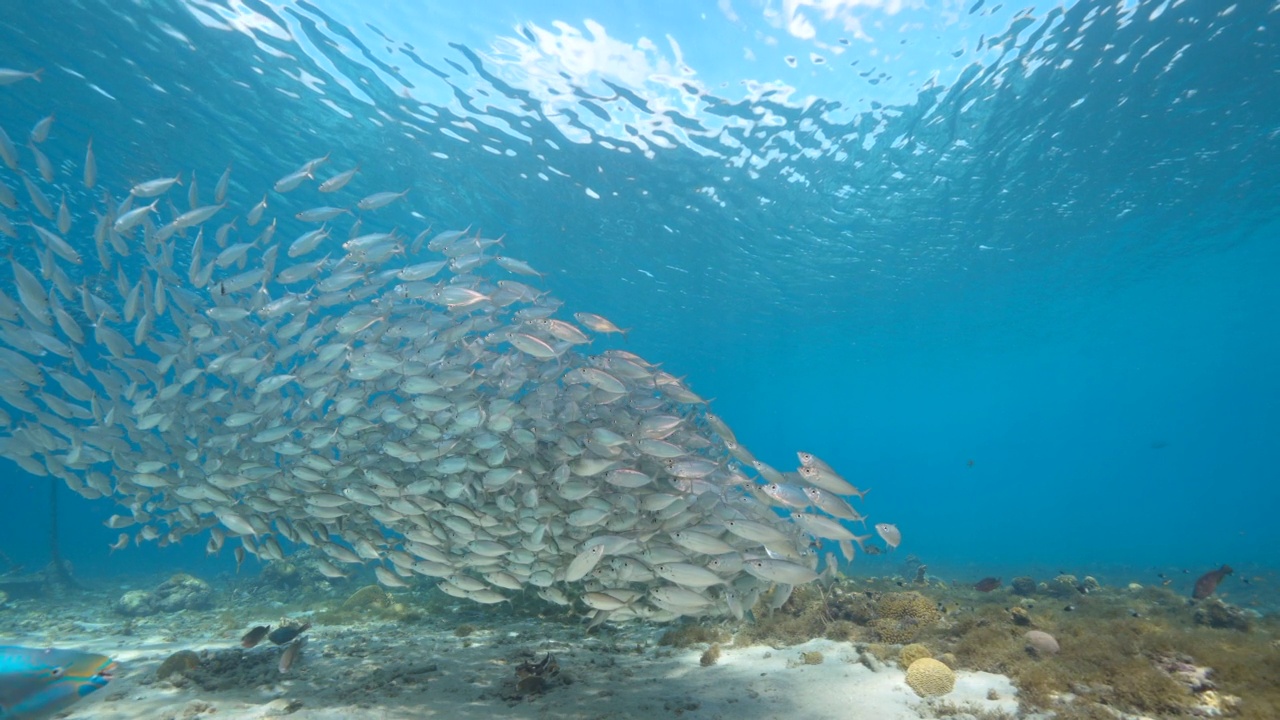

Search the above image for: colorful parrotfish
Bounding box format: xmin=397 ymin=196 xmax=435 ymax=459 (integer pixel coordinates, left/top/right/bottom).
xmin=0 ymin=646 xmax=117 ymax=720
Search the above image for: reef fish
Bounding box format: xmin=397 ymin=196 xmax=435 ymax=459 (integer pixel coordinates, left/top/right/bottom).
xmin=278 ymin=638 xmax=304 ymax=674
xmin=0 ymin=645 xmax=116 ymax=720
xmin=268 ymin=623 xmax=311 ymax=646
xmin=874 ymin=523 xmax=901 ymax=550
xmin=0 ymin=120 xmax=879 ymax=626
xmin=1192 ymin=564 xmax=1233 ymax=599
xmin=973 ymin=577 xmax=1002 ymax=592
xmin=240 ymin=625 xmax=271 ymax=648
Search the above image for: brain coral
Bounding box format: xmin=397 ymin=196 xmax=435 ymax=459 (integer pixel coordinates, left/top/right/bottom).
xmin=906 ymin=658 xmax=955 ymax=697
xmin=876 ymin=592 xmax=941 ymax=624
xmin=899 ymin=643 xmax=932 ymax=668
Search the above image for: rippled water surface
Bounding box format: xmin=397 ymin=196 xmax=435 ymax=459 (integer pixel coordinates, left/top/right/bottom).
xmin=1 ymin=0 xmax=1277 ymax=575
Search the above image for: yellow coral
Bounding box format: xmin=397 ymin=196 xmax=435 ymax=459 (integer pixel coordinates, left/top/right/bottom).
xmin=905 ymin=658 xmax=955 ymax=697
xmin=876 ymin=592 xmax=941 ymax=625
xmin=899 ymin=643 xmax=932 ymax=667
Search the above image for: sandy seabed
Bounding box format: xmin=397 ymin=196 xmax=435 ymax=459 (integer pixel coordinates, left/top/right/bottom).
xmin=14 ymin=620 xmax=1021 ymax=720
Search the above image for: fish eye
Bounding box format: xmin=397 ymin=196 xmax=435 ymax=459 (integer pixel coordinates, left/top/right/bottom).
xmin=50 ymin=667 xmax=64 ymax=677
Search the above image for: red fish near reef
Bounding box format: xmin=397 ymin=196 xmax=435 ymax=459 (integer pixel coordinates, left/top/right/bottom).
xmin=1192 ymin=564 xmax=1233 ymax=599
xmin=973 ymin=577 xmax=1002 ymax=592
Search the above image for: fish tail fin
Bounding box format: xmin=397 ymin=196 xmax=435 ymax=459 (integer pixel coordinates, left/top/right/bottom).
xmin=33 ymin=68 xmax=44 ymax=82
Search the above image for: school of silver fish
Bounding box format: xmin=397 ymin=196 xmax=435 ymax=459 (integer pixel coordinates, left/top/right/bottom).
xmin=0 ymin=77 xmax=884 ymax=624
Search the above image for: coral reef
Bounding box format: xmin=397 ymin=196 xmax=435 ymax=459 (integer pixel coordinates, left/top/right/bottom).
xmin=899 ymin=643 xmax=932 ymax=667
xmin=905 ymin=658 xmax=955 ymax=697
xmin=952 ymin=611 xmax=1196 ymax=716
xmin=870 ymin=617 xmax=920 ymax=644
xmin=734 ymin=583 xmax=868 ymax=645
xmin=23 ymin=559 xmax=1280 ymax=720
xmin=869 ymin=591 xmax=941 ymax=644
xmin=876 ymin=591 xmax=942 ymax=624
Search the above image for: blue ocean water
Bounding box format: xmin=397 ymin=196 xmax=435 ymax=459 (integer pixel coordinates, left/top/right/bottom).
xmin=0 ymin=0 xmax=1276 ymax=596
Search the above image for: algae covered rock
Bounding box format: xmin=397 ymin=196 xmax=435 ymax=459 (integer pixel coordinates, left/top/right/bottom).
xmin=115 ymin=589 xmax=155 ymax=616
xmin=1193 ymin=598 xmax=1250 ymax=631
xmin=1024 ymin=630 xmax=1060 ymax=657
xmin=342 ymin=585 xmax=392 ymax=612
xmin=258 ymin=561 xmax=304 ymax=589
xmin=157 ymin=649 xmax=201 ymax=680
xmin=1046 ymin=575 xmax=1079 ymax=598
xmin=1011 ymin=576 xmax=1037 ymax=596
xmin=699 ymin=644 xmax=721 ymax=667
xmin=905 ymin=658 xmax=955 ymax=697
xmin=801 ymin=651 xmax=824 ymax=665
xmin=153 ymin=573 xmax=213 ymax=612
xmin=658 ymin=624 xmax=730 ymax=648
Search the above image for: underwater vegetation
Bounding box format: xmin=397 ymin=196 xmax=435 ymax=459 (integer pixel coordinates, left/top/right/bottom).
xmin=637 ymin=570 xmax=1277 ymax=718
xmin=926 ymin=577 xmax=1276 ymax=718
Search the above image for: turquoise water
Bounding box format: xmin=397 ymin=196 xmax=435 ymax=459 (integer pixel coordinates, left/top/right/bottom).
xmin=1 ymin=0 xmax=1277 ymax=593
